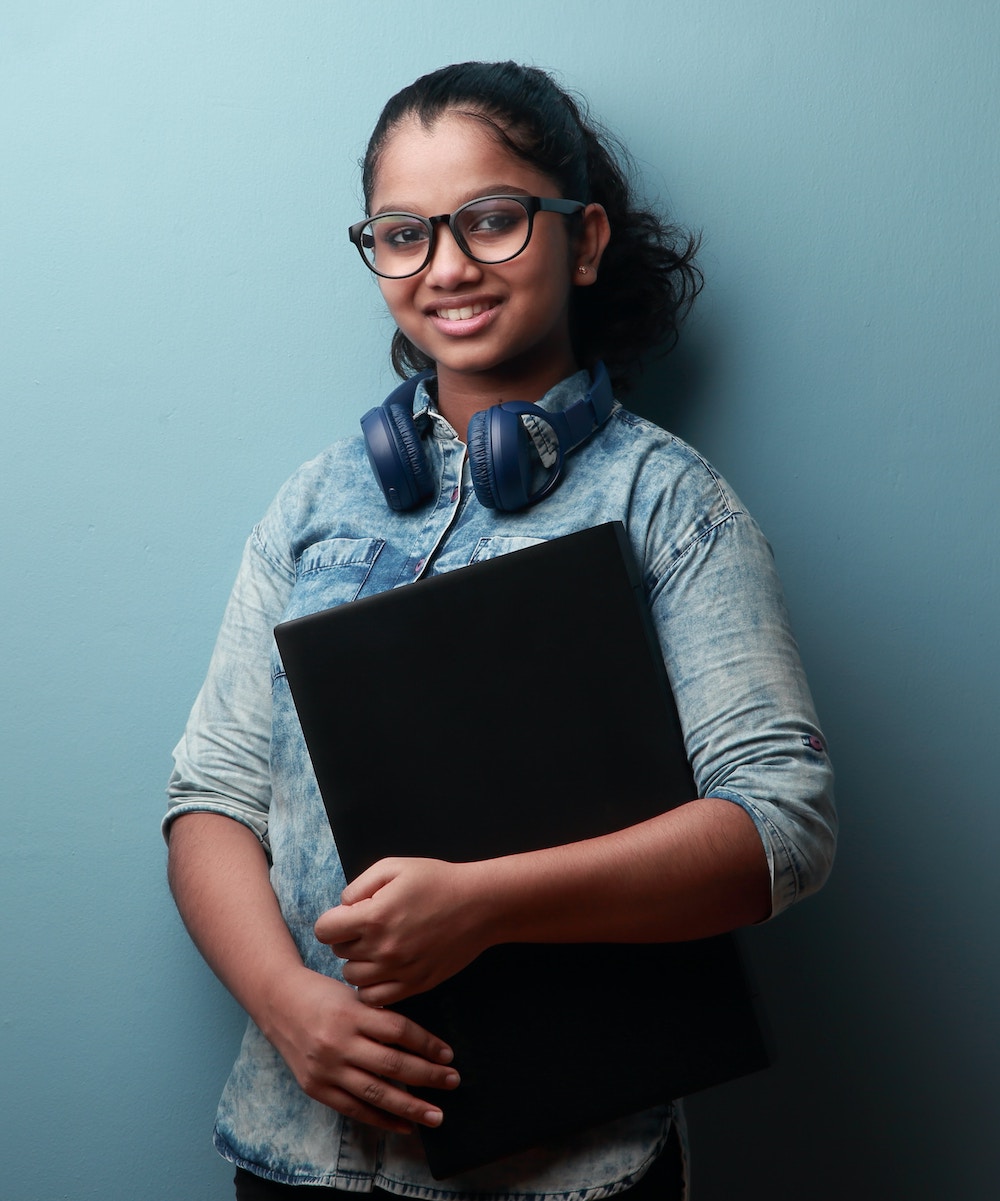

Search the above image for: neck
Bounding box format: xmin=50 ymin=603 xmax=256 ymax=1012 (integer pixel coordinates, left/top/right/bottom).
xmin=436 ymin=354 xmax=581 ymax=444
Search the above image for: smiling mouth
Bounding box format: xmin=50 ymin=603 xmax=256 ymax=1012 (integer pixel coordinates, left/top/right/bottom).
xmin=434 ymin=301 xmax=492 ymax=321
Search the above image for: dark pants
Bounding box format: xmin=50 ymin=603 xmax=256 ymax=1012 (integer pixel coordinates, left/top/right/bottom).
xmin=235 ymin=1124 xmax=685 ymax=1200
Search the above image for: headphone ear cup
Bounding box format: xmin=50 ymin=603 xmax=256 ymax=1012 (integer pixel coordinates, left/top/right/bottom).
xmin=467 ymin=408 xmax=499 ymax=510
xmin=361 ymin=402 xmax=434 ymax=511
xmin=387 ymin=402 xmax=433 ymax=495
xmin=468 ymin=405 xmax=534 ymax=513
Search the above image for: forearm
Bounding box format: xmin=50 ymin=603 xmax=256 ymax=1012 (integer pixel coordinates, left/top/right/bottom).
xmin=167 ymin=811 xmax=460 ymax=1131
xmin=166 ymin=812 xmax=305 ymax=1034
xmin=325 ymin=798 xmax=771 ymax=1006
xmin=470 ymin=797 xmax=771 ymax=946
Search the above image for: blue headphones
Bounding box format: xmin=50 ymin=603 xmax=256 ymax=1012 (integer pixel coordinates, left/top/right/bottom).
xmin=361 ymin=362 xmax=615 ymax=513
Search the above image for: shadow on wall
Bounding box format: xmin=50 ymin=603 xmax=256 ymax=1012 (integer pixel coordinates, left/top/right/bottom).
xmin=626 ymin=329 xmax=721 ymax=441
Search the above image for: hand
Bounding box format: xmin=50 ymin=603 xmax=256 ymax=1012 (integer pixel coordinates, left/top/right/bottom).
xmin=314 ymin=857 xmax=490 ymax=1006
xmin=262 ymin=966 xmax=460 ymax=1133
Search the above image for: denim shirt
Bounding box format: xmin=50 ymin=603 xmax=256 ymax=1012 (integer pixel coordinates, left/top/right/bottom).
xmin=165 ymin=370 xmax=836 ymax=1196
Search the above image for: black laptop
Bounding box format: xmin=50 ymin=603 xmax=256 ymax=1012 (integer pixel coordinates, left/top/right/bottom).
xmin=274 ymin=522 xmax=769 ymax=1178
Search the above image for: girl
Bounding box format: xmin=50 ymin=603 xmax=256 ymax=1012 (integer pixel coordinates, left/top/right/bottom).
xmin=165 ymin=61 xmax=836 ymax=1201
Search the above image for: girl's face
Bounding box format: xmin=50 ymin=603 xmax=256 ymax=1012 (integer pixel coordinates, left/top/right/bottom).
xmin=368 ymin=110 xmax=607 ymax=404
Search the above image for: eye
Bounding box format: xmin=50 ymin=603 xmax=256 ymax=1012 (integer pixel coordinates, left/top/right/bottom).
xmin=460 ymin=199 xmax=528 ymax=243
xmin=470 ymin=210 xmax=519 ymax=235
xmin=371 ymin=217 xmax=430 ymax=253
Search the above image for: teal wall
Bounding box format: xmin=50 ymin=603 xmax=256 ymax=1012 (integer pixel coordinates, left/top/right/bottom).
xmin=2 ymin=3 xmax=997 ymax=1197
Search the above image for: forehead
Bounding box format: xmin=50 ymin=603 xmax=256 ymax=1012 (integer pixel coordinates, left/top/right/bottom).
xmin=369 ymin=111 xmax=559 ymax=215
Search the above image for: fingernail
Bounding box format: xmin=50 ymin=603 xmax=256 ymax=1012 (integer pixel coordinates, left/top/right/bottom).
xmin=437 ymin=1046 xmax=454 ymax=1064
xmin=444 ymin=1070 xmax=460 ymax=1087
xmin=424 ymin=1109 xmax=444 ymax=1127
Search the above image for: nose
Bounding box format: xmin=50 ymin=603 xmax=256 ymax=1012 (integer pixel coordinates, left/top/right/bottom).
xmin=423 ymin=221 xmax=481 ymax=287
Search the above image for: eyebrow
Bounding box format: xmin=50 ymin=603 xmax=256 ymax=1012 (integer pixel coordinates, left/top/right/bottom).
xmin=370 ymin=186 xmax=535 ymax=217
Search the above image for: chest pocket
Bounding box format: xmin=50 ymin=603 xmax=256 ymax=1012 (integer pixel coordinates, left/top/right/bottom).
xmin=415 ymin=533 xmax=549 ymax=578
xmin=282 ymin=537 xmax=385 ymax=623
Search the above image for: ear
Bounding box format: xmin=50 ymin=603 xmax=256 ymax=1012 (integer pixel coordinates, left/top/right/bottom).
xmin=573 ymin=203 xmax=612 ymax=285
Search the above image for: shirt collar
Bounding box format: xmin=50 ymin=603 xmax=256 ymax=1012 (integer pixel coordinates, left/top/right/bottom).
xmin=412 ymin=367 xmax=599 ymax=441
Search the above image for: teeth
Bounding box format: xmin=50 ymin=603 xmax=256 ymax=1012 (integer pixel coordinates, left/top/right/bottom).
xmin=437 ymin=302 xmax=488 ymax=321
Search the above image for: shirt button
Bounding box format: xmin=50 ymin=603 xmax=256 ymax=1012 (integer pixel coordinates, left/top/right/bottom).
xmin=450 ymin=486 xmax=460 ymax=503
xmin=414 ymin=558 xmax=425 ymax=574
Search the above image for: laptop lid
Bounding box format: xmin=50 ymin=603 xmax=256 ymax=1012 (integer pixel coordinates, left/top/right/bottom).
xmin=275 ymin=522 xmax=769 ymax=1177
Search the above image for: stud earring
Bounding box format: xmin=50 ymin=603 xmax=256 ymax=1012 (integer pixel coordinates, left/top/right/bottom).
xmin=577 ymin=265 xmax=589 ymax=276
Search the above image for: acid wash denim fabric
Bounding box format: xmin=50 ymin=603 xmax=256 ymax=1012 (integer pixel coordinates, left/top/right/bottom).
xmin=165 ymin=369 xmax=836 ymax=1196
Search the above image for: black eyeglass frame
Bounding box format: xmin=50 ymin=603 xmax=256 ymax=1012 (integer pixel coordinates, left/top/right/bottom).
xmin=348 ymin=195 xmax=587 ymax=279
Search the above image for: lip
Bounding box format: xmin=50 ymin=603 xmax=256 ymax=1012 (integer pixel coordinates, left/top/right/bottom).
xmin=424 ymin=296 xmax=501 ymax=337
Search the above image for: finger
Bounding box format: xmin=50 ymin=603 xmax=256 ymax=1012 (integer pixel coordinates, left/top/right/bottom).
xmin=341 ymin=1068 xmax=448 ymax=1128
xmin=314 ymin=1047 xmax=458 ymax=1132
xmin=340 ymin=859 xmax=398 ymax=906
xmin=354 ymin=1033 xmax=461 ymax=1097
xmin=355 ymin=981 xmax=411 ymax=1007
xmin=347 ymin=962 xmax=427 ymax=1006
xmin=363 ymin=1006 xmax=456 ymax=1071
xmin=341 ymin=957 xmax=400 ymax=989
xmin=303 ymin=1017 xmax=459 ymax=1131
xmin=314 ymin=1080 xmax=435 ymax=1135
xmin=348 ymin=973 xmax=409 ymax=1006
xmin=338 ymin=955 xmax=429 ymax=1004
xmin=314 ymin=904 xmax=365 ymax=946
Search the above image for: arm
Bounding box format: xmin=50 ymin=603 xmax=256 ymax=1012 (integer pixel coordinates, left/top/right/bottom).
xmin=165 ymin=506 xmax=460 ymax=1132
xmin=315 ymin=798 xmax=768 ymax=1006
xmin=317 ymin=796 xmax=769 ymax=1004
xmin=318 ymin=503 xmax=835 ymax=1006
xmin=167 ymin=811 xmax=459 ymax=1133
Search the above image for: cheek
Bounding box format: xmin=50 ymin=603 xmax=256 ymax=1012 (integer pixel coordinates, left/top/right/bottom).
xmin=523 ymin=243 xmax=575 ymax=307
xmin=376 ymin=279 xmax=412 ymax=324
xmin=527 ymin=264 xmax=574 ymax=321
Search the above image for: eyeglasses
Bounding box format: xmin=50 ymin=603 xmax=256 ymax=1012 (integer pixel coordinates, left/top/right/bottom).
xmin=348 ymin=194 xmax=586 ymax=279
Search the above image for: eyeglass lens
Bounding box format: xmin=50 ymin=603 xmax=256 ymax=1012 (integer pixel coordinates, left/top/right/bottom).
xmin=359 ymin=197 xmax=532 ymax=277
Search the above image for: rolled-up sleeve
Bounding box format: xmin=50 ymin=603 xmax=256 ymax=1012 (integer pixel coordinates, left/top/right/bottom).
xmin=647 ymin=497 xmax=837 ymax=918
xmin=163 ymin=519 xmax=295 ymax=851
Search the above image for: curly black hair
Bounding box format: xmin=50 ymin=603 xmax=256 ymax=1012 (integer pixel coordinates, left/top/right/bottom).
xmin=361 ymin=61 xmax=702 ymax=392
